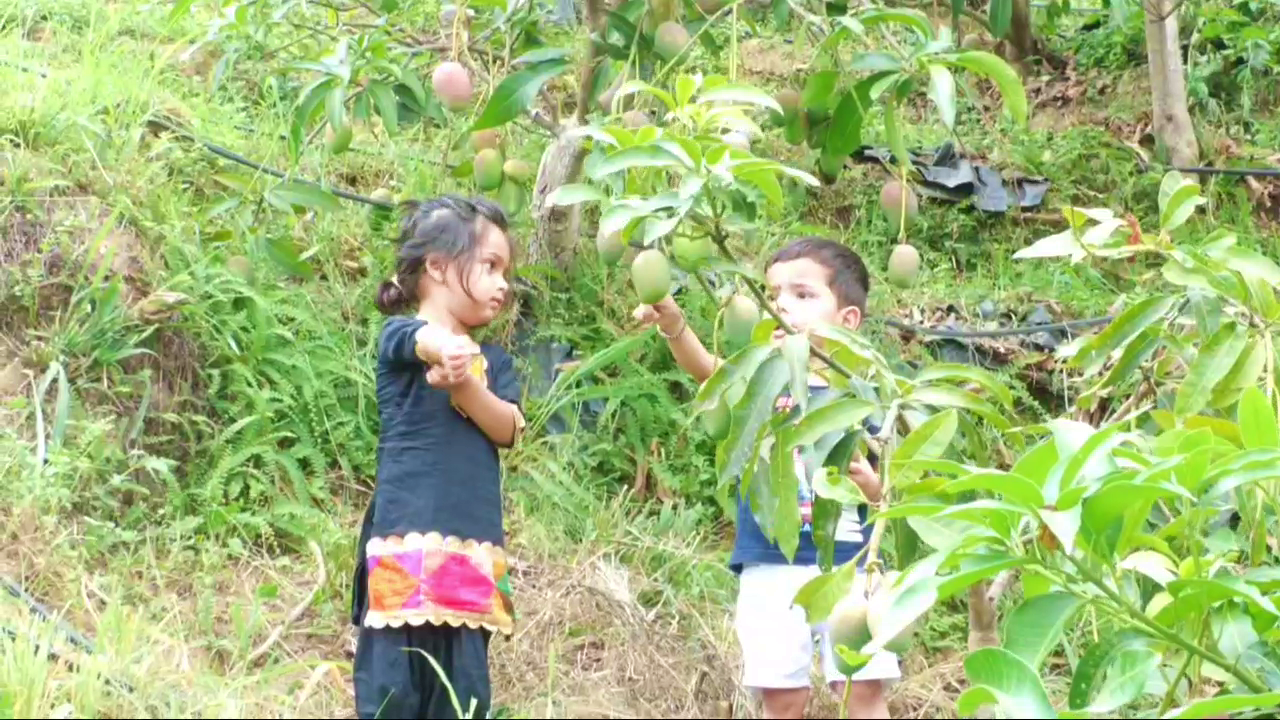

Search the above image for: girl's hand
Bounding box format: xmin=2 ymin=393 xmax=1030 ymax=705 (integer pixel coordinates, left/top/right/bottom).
xmin=415 ymin=324 xmax=480 ymax=365
xmin=425 ymin=337 xmax=480 ymax=389
xmin=848 ymin=454 xmax=883 ymax=503
xmin=632 ymin=295 xmax=685 ymax=337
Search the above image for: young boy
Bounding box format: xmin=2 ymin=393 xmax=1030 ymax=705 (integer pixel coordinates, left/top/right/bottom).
xmin=633 ymin=237 xmax=898 ymax=720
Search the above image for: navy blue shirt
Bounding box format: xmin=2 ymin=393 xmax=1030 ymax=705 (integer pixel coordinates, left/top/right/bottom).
xmin=366 ymin=315 xmax=523 ymax=546
xmin=728 ymin=385 xmax=878 ymax=574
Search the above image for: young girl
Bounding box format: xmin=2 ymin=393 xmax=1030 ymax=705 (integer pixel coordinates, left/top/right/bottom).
xmin=350 ymin=195 xmax=525 ymax=720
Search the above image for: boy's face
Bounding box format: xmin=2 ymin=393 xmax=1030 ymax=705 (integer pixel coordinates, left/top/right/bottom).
xmin=765 ymin=257 xmax=862 ymax=341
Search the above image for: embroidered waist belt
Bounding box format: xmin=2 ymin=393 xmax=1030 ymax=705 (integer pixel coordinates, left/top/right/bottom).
xmin=364 ymin=532 xmax=514 ymax=635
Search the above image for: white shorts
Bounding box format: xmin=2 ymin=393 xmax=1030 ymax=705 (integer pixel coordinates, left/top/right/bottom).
xmin=734 ymin=563 xmax=902 ymax=691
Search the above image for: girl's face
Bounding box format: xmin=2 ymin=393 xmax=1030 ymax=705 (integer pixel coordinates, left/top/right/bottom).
xmin=446 ymin=220 xmax=512 ymax=328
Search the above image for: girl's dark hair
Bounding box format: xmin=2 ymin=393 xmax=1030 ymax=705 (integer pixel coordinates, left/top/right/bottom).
xmin=375 ymin=195 xmax=513 ymax=316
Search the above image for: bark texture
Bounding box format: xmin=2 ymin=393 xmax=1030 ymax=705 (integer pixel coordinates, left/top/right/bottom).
xmin=1144 ymin=0 xmax=1199 ymax=166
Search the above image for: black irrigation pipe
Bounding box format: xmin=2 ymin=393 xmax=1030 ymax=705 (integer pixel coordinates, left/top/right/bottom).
xmin=2 ymin=575 xmax=137 ymax=695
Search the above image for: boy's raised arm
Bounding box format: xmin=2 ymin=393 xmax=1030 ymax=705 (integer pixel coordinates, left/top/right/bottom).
xmin=634 ymin=296 xmax=721 ymax=384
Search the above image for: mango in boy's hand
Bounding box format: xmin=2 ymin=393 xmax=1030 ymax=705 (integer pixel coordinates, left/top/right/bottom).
xmin=630 ymin=248 xmax=672 ymax=305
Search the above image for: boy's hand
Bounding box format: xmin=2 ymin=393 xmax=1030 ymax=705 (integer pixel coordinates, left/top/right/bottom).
xmin=848 ymin=454 xmax=883 ymax=503
xmin=632 ymin=295 xmax=685 ymax=337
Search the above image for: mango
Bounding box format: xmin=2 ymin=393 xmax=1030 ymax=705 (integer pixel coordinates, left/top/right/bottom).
xmin=622 ymin=110 xmax=650 ymax=129
xmin=474 ymin=148 xmax=504 ymax=192
xmin=829 ymin=594 xmax=873 ymax=676
xmin=597 ymin=230 xmax=625 ymax=266
xmin=470 ymin=129 xmax=501 ymax=152
xmin=886 ymin=243 xmax=920 ymax=289
xmin=701 ymin=396 xmax=731 ymax=441
xmin=326 ymin=122 xmax=352 ymax=155
xmin=880 ymin=180 xmax=919 ymax=234
xmin=631 ymin=248 xmax=672 ymax=305
xmin=502 ymin=158 xmax=533 ymax=183
xmin=432 ymin=61 xmax=473 ymax=111
xmin=867 ymin=573 xmax=919 ymax=654
xmin=671 ymin=234 xmax=713 ymax=271
xmin=722 ymin=294 xmax=760 ymax=350
xmin=654 ymin=21 xmax=690 ymax=63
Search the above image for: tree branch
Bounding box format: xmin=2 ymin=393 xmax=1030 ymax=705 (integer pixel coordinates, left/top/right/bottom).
xmin=573 ymin=0 xmax=605 ymax=126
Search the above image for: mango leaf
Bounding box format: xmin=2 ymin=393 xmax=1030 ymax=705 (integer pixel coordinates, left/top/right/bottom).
xmin=858 ymin=7 xmax=935 ymax=40
xmin=692 ymin=343 xmax=776 ymax=413
xmin=942 ymin=470 xmax=1043 ymax=509
xmin=958 ymin=647 xmax=1057 ymax=718
xmin=785 ymin=397 xmax=875 ymax=450
xmin=1054 ymin=422 xmax=1130 ymax=505
xmin=1084 ymin=645 xmax=1162 ymax=713
xmin=781 ymin=334 xmax=809 ymax=413
xmin=1067 ymin=630 xmax=1149 ymax=711
xmin=1119 ymin=550 xmax=1177 ymax=586
xmin=945 ymin=50 xmax=1027 ymax=127
xmin=262 ymin=235 xmax=314 ymax=279
xmin=1212 ymin=603 xmax=1260 ymax=664
xmin=823 ymin=90 xmax=864 ymax=159
xmin=791 ymin=548 xmax=858 ymax=624
xmin=696 ymin=84 xmax=781 ymax=113
xmin=1202 ymin=448 xmax=1280 ymax=498
xmin=883 ymin=93 xmax=911 ymax=173
xmin=935 ymin=553 xmax=1024 ymax=599
xmin=890 ymin=409 xmax=958 ymax=486
xmin=988 ymin=0 xmax=1012 ymax=38
xmin=1013 ymin=228 xmax=1087 ymax=262
xmin=1158 ymin=171 xmax=1206 ymax=232
xmin=471 ymin=58 xmax=571 ymax=131
xmin=720 ymin=353 xmax=790 ymax=483
xmin=904 ymin=385 xmax=1009 ymax=429
xmin=1238 ymin=386 xmax=1279 ymax=450
xmin=545 ymin=183 xmax=607 ymax=207
xmin=1161 ymin=692 xmax=1280 ymax=719
xmin=1070 ymin=295 xmax=1176 ymax=376
xmin=325 ymin=83 xmax=347 ymax=132
xmin=800 ymin=70 xmax=840 ymax=111
xmin=267 ymin=181 xmax=342 ymax=213
xmin=1167 ymin=577 xmax=1279 ymax=618
xmin=367 ymin=80 xmax=400 ymax=135
xmin=926 ymin=64 xmax=957 ymax=131
xmin=862 ymin=575 xmax=939 ymax=654
xmin=771 ymin=435 xmax=802 ymax=562
xmin=912 ymin=363 xmax=1014 ymax=408
xmin=1003 ymin=593 xmax=1083 ymax=671
xmin=591 ymin=144 xmax=690 ymax=178
xmin=1175 ymin=320 xmax=1249 ymax=419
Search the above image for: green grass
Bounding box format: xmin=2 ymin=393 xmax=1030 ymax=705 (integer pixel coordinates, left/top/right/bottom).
xmin=1 ymin=0 xmax=1277 ymax=717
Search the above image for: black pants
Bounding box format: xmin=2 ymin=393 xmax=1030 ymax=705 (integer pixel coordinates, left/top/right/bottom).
xmin=353 ymin=622 xmax=492 ymax=719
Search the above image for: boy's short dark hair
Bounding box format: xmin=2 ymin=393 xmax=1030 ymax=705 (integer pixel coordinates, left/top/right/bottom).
xmin=766 ymin=237 xmax=870 ymax=314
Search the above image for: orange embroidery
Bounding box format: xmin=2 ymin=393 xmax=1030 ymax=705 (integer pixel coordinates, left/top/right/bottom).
xmin=369 ymin=557 xmax=420 ymax=613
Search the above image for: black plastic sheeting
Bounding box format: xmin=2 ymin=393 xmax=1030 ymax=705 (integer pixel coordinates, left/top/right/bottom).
xmin=851 ymin=141 xmax=1052 ymax=214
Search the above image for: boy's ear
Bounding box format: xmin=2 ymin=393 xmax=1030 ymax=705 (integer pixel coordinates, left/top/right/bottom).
xmin=838 ymin=305 xmax=863 ymax=330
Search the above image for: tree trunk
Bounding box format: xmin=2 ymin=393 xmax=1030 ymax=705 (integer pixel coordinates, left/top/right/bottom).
xmin=1143 ymin=0 xmax=1199 ymax=166
xmin=1006 ymin=0 xmax=1036 ymax=65
xmin=967 ymin=583 xmax=1000 ymax=651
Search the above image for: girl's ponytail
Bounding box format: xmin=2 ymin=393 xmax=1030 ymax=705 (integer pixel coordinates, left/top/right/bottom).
xmin=375 ymin=278 xmax=410 ymax=315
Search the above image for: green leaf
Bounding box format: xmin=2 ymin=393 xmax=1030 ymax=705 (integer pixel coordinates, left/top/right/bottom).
xmin=801 ymin=71 xmax=840 ymax=112
xmin=1161 ymin=692 xmax=1280 ymax=719
xmin=781 ymin=334 xmax=810 ymax=413
xmin=883 ymin=93 xmax=911 ymax=173
xmin=935 ymin=553 xmax=1024 ymax=599
xmin=771 ymin=434 xmax=802 ymax=562
xmin=858 ymin=7 xmax=935 ymax=40
xmin=693 ymin=343 xmax=776 ymax=413
xmin=262 ymin=235 xmax=314 ymax=280
xmin=942 ymin=470 xmax=1044 ymax=509
xmin=720 ymin=353 xmax=790 ymax=483
xmin=1212 ymin=603 xmax=1260 ymax=664
xmin=1070 ymin=295 xmax=1176 ymax=376
xmin=904 ymin=385 xmax=1009 ymax=429
xmin=696 ymin=84 xmax=782 ymax=114
xmin=325 ymin=83 xmax=347 ymax=132
xmin=590 ymin=144 xmax=690 ymax=179
xmin=367 ymin=80 xmax=400 ymax=135
xmin=1119 ymin=550 xmax=1178 ymax=586
xmin=784 ymin=398 xmax=875 ymax=450
xmin=822 ymin=90 xmax=864 ymax=159
xmin=1175 ymin=320 xmax=1249 ymax=419
xmin=545 ymin=183 xmax=607 ymax=207
xmin=959 ymin=647 xmax=1057 ymax=718
xmin=471 ymin=59 xmax=571 ymax=131
xmin=1167 ymin=577 xmax=1279 ymax=618
xmin=862 ymin=575 xmax=939 ymax=654
xmin=267 ymin=181 xmax=342 ymax=214
xmin=791 ymin=557 xmax=857 ymax=624
xmin=1084 ymin=645 xmax=1161 ymax=713
xmin=988 ymin=0 xmax=1013 ymax=38
xmin=1158 ymin=171 xmax=1206 ymax=232
xmin=1067 ymin=630 xmax=1149 ymax=711
xmin=1238 ymin=386 xmax=1279 ymax=449
xmin=615 ymin=80 xmax=677 ymax=113
xmin=890 ymin=409 xmax=959 ymax=486
xmin=1202 ymin=448 xmax=1280 ymax=498
xmin=849 ymin=52 xmax=903 ymax=72
xmin=1003 ymin=593 xmax=1084 ymax=671
xmin=945 ymin=50 xmax=1028 ymax=127
xmin=926 ymin=64 xmax=957 ymax=130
